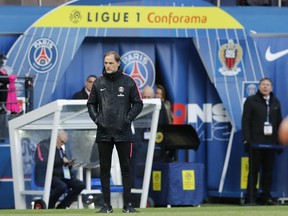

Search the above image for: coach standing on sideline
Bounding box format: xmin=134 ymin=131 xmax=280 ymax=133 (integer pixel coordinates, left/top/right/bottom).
xmin=87 ymin=51 xmax=143 ymax=213
xmin=242 ymin=77 xmax=282 ymax=205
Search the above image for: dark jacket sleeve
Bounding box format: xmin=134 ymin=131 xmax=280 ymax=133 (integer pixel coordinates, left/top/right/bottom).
xmin=87 ymin=82 xmax=99 ymax=124
xmin=126 ymin=79 xmax=143 ymax=122
xmin=242 ymin=97 xmax=252 ymax=143
xmin=158 ymin=102 xmax=169 ymax=125
xmin=34 ymin=140 xmax=50 ymax=187
xmin=275 ymin=98 xmax=283 ymax=143
xmin=0 ymin=70 xmax=9 ymax=84
xmin=35 ymin=140 xmax=49 ymax=166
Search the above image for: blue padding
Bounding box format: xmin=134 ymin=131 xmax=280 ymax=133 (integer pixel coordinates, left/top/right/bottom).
xmin=110 ymin=186 xmax=124 ymax=192
xmin=150 ymin=162 xmax=205 ymax=206
xmin=91 ymin=178 xmax=123 ymax=192
xmin=91 ymin=178 xmax=101 ymax=187
xmin=252 ymin=143 xmax=288 ymax=149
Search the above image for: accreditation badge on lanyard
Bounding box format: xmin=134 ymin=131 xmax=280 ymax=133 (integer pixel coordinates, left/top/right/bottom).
xmin=264 ymin=97 xmax=272 ymax=136
xmin=59 ymin=148 xmax=71 ymax=179
xmin=264 ymin=122 xmax=273 ymax=135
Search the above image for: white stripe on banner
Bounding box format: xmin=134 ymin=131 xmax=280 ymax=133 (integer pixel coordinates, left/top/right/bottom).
xmin=233 ymin=29 xmax=242 ymax=107
xmin=52 ymin=28 xmax=71 ymax=93
xmin=243 ymin=30 xmax=257 ymax=81
xmin=71 ymin=28 xmax=81 ymax=59
xmin=207 ymin=29 xmax=215 ymax=85
xmin=253 ymin=39 xmax=265 ymax=78
xmin=239 ymin=29 xmax=247 ymax=82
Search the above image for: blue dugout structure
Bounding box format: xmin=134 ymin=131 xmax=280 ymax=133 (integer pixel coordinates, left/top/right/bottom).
xmin=1 ymin=0 xmax=288 ymax=208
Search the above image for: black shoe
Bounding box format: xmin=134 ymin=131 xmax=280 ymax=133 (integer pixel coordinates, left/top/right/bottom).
xmin=262 ymin=198 xmax=276 ymax=206
xmin=0 ymin=108 xmax=6 ymax=114
xmin=243 ymin=197 xmax=258 ymax=206
xmin=97 ymin=203 xmax=113 ymax=213
xmin=122 ymin=203 xmax=139 ymax=213
xmin=258 ymin=193 xmax=276 ymax=206
xmin=56 ymin=204 xmax=69 ymax=209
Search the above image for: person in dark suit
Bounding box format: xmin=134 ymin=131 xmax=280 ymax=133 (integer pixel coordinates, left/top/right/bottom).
xmin=155 ymin=84 xmax=173 ymax=124
xmin=72 ymin=75 xmax=97 ymax=99
xmin=0 ymin=53 xmax=9 ymax=114
xmin=34 ymin=130 xmax=86 ymax=209
xmin=242 ymin=77 xmax=282 ymax=205
xmin=142 ymin=85 xmax=169 ymax=125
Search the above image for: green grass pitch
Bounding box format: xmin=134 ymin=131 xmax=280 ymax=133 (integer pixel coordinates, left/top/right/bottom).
xmin=1 ymin=204 xmax=288 ymax=216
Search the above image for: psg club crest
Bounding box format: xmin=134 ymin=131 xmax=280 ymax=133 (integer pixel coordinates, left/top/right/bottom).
xmin=28 ymin=38 xmax=58 ymax=73
xmin=218 ymin=39 xmax=243 ymax=76
xmin=121 ymin=50 xmax=155 ymax=91
xmin=243 ymin=82 xmax=258 ymax=98
xmin=245 ymin=83 xmax=258 ymax=97
xmin=242 ymin=81 xmax=258 ymax=104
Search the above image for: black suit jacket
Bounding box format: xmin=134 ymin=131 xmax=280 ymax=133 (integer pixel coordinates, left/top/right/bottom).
xmin=72 ymin=87 xmax=88 ymax=99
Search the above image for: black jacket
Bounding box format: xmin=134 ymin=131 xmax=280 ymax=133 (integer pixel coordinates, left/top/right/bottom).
xmin=0 ymin=69 xmax=9 ymax=103
xmin=72 ymin=87 xmax=88 ymax=99
xmin=242 ymin=90 xmax=282 ymax=145
xmin=87 ymin=67 xmax=143 ymax=142
xmin=34 ymin=139 xmax=72 ymax=187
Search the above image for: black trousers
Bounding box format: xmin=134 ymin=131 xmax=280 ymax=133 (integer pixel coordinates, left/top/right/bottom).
xmin=49 ymin=176 xmax=86 ymax=209
xmin=98 ymin=141 xmax=132 ymax=206
xmin=246 ymin=148 xmax=276 ymax=202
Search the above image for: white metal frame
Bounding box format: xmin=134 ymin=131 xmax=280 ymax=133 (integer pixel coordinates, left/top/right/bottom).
xmin=9 ymin=99 xmax=161 ymax=209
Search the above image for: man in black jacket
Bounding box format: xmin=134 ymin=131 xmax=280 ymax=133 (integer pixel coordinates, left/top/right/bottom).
xmin=87 ymin=51 xmax=143 ymax=213
xmin=72 ymin=74 xmax=97 ymax=99
xmin=34 ymin=130 xmax=86 ymax=209
xmin=242 ymin=77 xmax=282 ymax=205
xmin=0 ymin=53 xmax=9 ymax=114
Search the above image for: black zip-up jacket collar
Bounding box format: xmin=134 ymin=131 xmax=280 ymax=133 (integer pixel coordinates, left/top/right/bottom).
xmin=102 ymin=67 xmax=122 ymax=79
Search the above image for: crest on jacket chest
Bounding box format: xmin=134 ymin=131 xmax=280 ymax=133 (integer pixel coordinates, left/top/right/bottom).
xmin=118 ymin=86 xmax=125 ymax=97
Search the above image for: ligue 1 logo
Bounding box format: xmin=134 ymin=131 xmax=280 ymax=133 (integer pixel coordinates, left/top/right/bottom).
xmin=218 ymin=39 xmax=243 ymax=76
xmin=28 ymin=38 xmax=58 ymax=73
xmin=69 ymin=10 xmax=82 ymax=24
xmin=121 ymin=50 xmax=155 ymax=90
